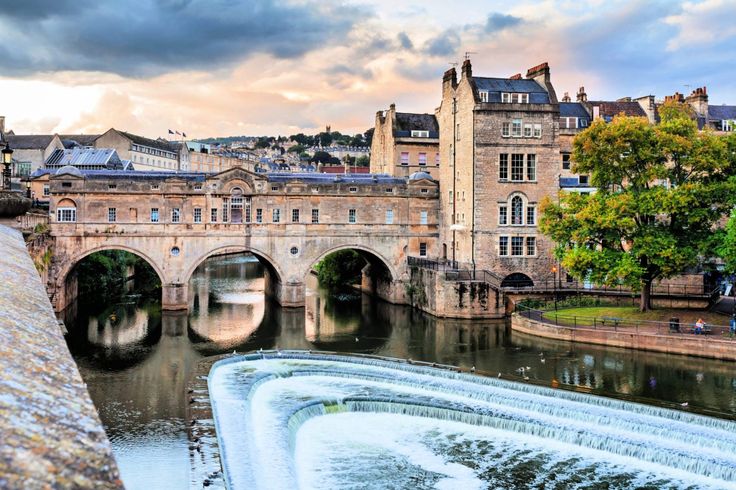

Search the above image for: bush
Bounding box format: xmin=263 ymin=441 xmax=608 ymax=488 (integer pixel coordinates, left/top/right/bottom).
xmin=315 ymin=250 xmax=365 ymax=292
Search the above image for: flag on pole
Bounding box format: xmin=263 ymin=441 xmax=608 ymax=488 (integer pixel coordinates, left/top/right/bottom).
xmin=182 ymin=132 xmax=187 ymax=138
xmin=168 ymin=129 xmax=174 ymax=135
xmin=175 ymin=131 xmax=181 ymax=135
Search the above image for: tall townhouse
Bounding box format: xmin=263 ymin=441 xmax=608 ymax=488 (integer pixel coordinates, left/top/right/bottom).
xmin=436 ymin=60 xmax=561 ymax=286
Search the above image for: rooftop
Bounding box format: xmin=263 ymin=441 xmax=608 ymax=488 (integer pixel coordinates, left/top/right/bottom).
xmin=394 ymin=113 xmax=439 ymax=137
xmin=474 ymin=77 xmax=550 ymax=104
xmin=560 ymin=102 xmax=590 ymax=119
xmin=589 ymin=100 xmax=647 ymax=119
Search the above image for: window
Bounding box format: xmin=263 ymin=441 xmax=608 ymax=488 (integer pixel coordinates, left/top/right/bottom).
xmin=348 ymin=209 xmax=356 ymax=224
xmin=386 ymin=209 xmax=394 ymax=224
xmin=411 ymin=130 xmax=429 ymax=137
xmin=419 ymin=242 xmax=427 ymax=257
xmin=194 ymin=208 xmax=202 ymax=223
xmin=499 ymin=154 xmax=508 ymax=180
xmin=108 ymin=184 xmax=117 ymax=190
xmin=579 ymin=118 xmax=588 ymax=128
xmin=108 ymin=208 xmax=116 ymax=222
xmin=479 ymin=90 xmax=489 ymax=102
xmin=194 ymin=184 xmax=202 ymax=190
xmin=511 ymin=154 xmax=524 ymax=181
xmin=62 ymin=182 xmax=72 ymax=188
xmin=503 ymin=93 xmax=528 ymax=103
xmin=526 ymin=154 xmax=536 ymax=181
xmin=170 ymin=246 xmax=180 ymax=256
xmin=511 ymin=119 xmax=522 ymax=137
xmin=210 ymin=208 xmax=217 ymax=222
xmin=524 ymin=124 xmax=533 ymax=137
xmin=290 ymin=247 xmax=299 ymax=256
xmin=349 ymin=187 xmax=357 ymax=192
xmin=385 ymin=188 xmax=394 ymax=193
xmin=292 ymin=209 xmax=300 ymax=223
xmin=420 ymin=211 xmax=428 ymax=225
xmin=435 ymin=153 xmax=440 ymax=165
xmin=43 ymin=184 xmax=50 ymax=196
xmin=256 ymin=208 xmax=263 ymax=223
xmin=533 ymin=124 xmax=542 ymax=138
xmin=172 ymin=208 xmax=180 ymax=223
xmin=526 ymin=237 xmax=536 ymax=256
xmin=511 ymin=196 xmax=523 ymax=225
xmin=499 ymin=236 xmax=508 ymax=256
xmin=526 ymin=205 xmax=536 ymax=225
xmin=400 ymin=152 xmax=409 ymax=165
xmin=418 ymin=153 xmax=427 ymax=166
xmin=579 ymin=175 xmax=589 ymax=185
xmin=499 ymin=205 xmax=507 ymax=225
xmin=502 ymin=122 xmax=511 ymax=138
xmin=420 ymin=188 xmax=429 ymax=194
xmin=151 ymin=208 xmax=159 ymax=222
xmin=272 ymin=209 xmax=280 ymax=223
xmin=511 ymin=236 xmax=524 ymax=256
xmin=57 ymin=207 xmax=76 ymax=222
xmin=501 ymin=93 xmax=511 ymax=103
xmin=562 ymin=153 xmax=571 ymax=170
xmin=311 ymin=208 xmax=319 ymax=223
xmin=271 ymin=186 xmax=279 ymax=191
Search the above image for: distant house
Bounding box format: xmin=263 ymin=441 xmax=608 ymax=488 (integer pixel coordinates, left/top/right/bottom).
xmin=95 ymin=128 xmax=180 ymax=172
xmin=4 ymin=134 xmax=64 ymax=177
xmin=370 ymin=104 xmax=439 ymax=177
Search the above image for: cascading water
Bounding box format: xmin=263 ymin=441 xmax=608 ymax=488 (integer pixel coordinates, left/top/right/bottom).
xmin=208 ymin=351 xmax=736 ymax=489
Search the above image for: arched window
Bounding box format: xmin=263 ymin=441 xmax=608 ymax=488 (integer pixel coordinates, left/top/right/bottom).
xmin=56 ymin=198 xmax=77 ymax=222
xmin=511 ymin=196 xmax=523 ymax=225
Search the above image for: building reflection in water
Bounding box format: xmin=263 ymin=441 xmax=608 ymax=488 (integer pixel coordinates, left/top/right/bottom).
xmin=63 ymin=252 xmax=736 ymax=490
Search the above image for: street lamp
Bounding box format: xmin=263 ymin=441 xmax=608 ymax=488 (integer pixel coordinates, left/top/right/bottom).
xmin=552 ymin=265 xmax=558 ymax=310
xmin=2 ymin=143 xmax=12 ymax=190
xmin=25 ymin=180 xmax=31 ymax=199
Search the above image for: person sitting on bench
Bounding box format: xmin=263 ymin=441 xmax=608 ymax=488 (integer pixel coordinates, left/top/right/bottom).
xmin=694 ymin=318 xmax=705 ymax=335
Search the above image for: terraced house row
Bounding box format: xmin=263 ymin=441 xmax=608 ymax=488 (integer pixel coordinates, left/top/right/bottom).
xmin=370 ymin=59 xmax=736 ymax=286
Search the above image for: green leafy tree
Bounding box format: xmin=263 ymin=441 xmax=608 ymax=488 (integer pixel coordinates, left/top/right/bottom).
xmin=315 ymin=250 xmax=366 ymax=292
xmin=718 ymin=210 xmax=736 ymax=274
xmin=287 ymin=144 xmax=306 ymax=154
xmin=310 ymin=151 xmax=332 ymax=164
xmin=355 ymin=155 xmax=370 ymax=167
xmin=540 ymin=102 xmax=732 ymax=311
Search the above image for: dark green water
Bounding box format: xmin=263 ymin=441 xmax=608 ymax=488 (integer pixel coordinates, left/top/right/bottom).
xmin=64 ymin=253 xmax=736 ymax=489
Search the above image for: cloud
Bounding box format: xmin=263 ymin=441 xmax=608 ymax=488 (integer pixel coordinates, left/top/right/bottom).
xmin=485 ymin=12 xmax=523 ymax=33
xmin=0 ymin=0 xmax=365 ymax=77
xmin=423 ymin=30 xmax=461 ymax=57
xmin=664 ymin=0 xmax=736 ymax=51
xmin=397 ymin=32 xmax=414 ymax=50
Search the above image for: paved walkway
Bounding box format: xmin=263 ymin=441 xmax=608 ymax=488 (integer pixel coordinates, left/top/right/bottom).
xmin=712 ymin=296 xmax=735 ymax=317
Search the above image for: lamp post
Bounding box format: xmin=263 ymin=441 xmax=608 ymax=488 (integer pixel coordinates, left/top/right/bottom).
xmin=25 ymin=180 xmax=31 ymax=199
xmin=2 ymin=143 xmax=12 ymax=190
xmin=552 ymin=265 xmax=558 ymax=310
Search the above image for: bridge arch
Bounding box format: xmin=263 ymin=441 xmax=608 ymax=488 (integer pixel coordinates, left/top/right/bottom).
xmin=501 ymin=272 xmax=534 ymax=289
xmin=54 ymin=244 xmax=166 ymax=313
xmin=306 ymin=244 xmax=399 ymax=281
xmin=183 ymin=245 xmax=285 ymax=286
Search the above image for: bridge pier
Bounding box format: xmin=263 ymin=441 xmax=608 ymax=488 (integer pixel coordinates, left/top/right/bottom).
xmin=162 ymin=283 xmax=189 ymax=311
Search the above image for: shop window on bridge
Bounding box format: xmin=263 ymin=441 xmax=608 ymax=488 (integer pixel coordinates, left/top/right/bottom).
xmin=222 ymin=198 xmax=229 ymax=222
xmin=43 ymin=184 xmax=50 ymax=196
xmin=292 ymin=209 xmax=300 ymax=223
xmin=108 ymin=208 xmax=116 ymax=223
xmin=273 ymin=209 xmax=281 ymax=223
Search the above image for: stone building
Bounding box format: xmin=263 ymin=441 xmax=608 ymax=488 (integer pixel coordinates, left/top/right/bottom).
xmin=667 ymin=87 xmax=736 ymax=133
xmin=370 ymin=104 xmax=440 ymax=177
xmin=436 ymin=60 xmax=561 ymax=286
xmin=95 ymin=128 xmax=180 ymax=171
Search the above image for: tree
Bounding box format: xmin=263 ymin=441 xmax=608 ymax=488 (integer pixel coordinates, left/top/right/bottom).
xmin=287 ymin=144 xmax=306 ymax=154
xmin=310 ymin=151 xmax=332 ymax=164
xmin=355 ymin=155 xmax=370 ymax=167
xmin=540 ymin=103 xmax=732 ymax=311
xmin=364 ymin=128 xmax=375 ymax=147
xmin=718 ymin=209 xmax=736 ymax=274
xmin=315 ymin=250 xmax=366 ymax=292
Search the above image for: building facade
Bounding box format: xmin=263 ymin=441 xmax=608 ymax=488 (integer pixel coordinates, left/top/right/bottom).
xmin=95 ymin=128 xmax=180 ymax=172
xmin=370 ymin=104 xmax=440 ymax=177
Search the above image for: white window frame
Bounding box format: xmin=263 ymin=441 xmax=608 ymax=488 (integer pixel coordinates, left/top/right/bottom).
xmin=348 ymin=209 xmax=357 ymax=224
xmin=272 ymin=209 xmax=280 ymax=223
xmin=511 ymin=236 xmax=524 ymax=256
xmin=418 ymin=152 xmax=427 ymax=166
xmin=108 ymin=208 xmax=116 ymax=223
xmin=57 ymin=207 xmax=76 ymax=223
xmin=501 ymin=92 xmax=511 ymax=103
xmin=499 ymin=205 xmax=507 ymax=225
xmin=526 ymin=154 xmax=536 ymax=181
xmin=533 ymin=124 xmax=542 ymax=138
xmin=386 ymin=209 xmax=394 ymax=224
xmin=502 ymin=122 xmax=511 ymax=138
xmin=400 ymin=152 xmax=409 ymax=165
xmin=420 ymin=210 xmax=428 ymax=225
xmin=479 ymin=90 xmax=489 ymax=102
xmin=411 ymin=130 xmax=429 ymax=138
xmin=171 ymin=208 xmax=181 ymax=223
xmin=194 ymin=207 xmax=202 ymax=223
xmin=210 ymin=208 xmax=217 ymax=223
xmin=523 ymin=124 xmax=533 ymax=137
xmin=526 ymin=205 xmax=536 ymax=226
xmin=511 ymin=119 xmax=522 ymax=137
xmin=291 ymin=208 xmax=300 ymax=223
xmin=43 ymin=184 xmax=50 ymax=196
xmin=499 ymin=236 xmax=508 ymax=256
xmin=256 ymin=208 xmax=263 ymax=223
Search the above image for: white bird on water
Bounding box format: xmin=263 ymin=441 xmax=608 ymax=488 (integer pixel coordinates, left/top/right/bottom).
xmin=681 ymin=402 xmax=689 ymax=407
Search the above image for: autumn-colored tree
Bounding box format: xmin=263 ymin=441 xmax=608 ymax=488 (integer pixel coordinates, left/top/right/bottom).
xmin=540 ymin=102 xmax=732 ymax=311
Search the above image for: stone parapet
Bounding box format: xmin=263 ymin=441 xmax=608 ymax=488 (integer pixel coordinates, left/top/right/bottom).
xmin=0 ymin=225 xmax=121 ymax=488
xmin=512 ymin=312 xmax=736 ymax=361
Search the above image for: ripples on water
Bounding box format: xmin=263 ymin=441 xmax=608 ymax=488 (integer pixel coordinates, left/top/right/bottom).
xmin=64 ymin=253 xmax=736 ymax=489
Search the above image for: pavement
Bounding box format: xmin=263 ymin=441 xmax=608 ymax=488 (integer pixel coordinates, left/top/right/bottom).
xmin=712 ymin=296 xmax=735 ymax=317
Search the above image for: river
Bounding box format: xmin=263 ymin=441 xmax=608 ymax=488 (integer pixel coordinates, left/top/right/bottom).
xmin=63 ymin=253 xmax=736 ymax=489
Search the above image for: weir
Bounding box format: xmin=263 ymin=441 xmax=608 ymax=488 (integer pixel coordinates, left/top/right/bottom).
xmin=208 ymin=351 xmax=736 ymax=490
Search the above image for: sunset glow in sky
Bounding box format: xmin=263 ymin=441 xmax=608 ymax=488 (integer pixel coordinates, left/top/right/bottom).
xmin=1 ymin=0 xmax=734 ymax=139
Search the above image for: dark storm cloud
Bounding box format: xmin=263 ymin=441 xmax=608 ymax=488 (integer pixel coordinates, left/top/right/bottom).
xmin=0 ymin=0 xmax=365 ymax=77
xmin=485 ymin=12 xmax=523 ymax=33
xmin=423 ymin=30 xmax=460 ymax=57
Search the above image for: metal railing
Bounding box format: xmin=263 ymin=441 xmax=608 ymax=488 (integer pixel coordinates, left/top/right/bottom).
xmin=502 ymin=278 xmax=719 ymax=298
xmin=516 ymin=304 xmax=734 ymax=339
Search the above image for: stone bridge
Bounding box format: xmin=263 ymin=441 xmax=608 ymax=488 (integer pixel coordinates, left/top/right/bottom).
xmin=45 ymin=166 xmax=440 ymax=312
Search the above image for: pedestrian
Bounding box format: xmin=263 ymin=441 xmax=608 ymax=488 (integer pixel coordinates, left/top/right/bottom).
xmin=730 ymin=315 xmax=736 ymax=338
xmin=694 ymin=318 xmax=705 ymax=335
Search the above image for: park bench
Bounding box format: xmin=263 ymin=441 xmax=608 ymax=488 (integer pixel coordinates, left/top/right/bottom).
xmin=600 ymin=317 xmax=622 ymax=327
xmin=688 ymin=324 xmax=712 ymax=335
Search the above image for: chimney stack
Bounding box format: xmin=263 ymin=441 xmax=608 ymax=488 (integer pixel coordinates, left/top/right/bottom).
xmin=442 ymin=67 xmax=458 ymax=90
xmin=0 ymin=116 xmax=5 ymax=136
xmin=561 ymin=92 xmax=571 ymax=102
xmin=461 ymin=59 xmax=472 ymax=79
xmin=576 ymin=86 xmax=587 ymax=102
xmin=509 ymin=73 xmax=522 ymax=80
xmin=685 ymin=86 xmax=708 ymax=118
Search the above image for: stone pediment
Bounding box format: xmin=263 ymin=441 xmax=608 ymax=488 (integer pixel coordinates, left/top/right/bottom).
xmin=209 ymin=166 xmax=265 ymax=193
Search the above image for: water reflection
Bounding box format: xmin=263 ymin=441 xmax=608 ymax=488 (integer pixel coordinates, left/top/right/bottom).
xmin=64 ymin=253 xmax=736 ymax=489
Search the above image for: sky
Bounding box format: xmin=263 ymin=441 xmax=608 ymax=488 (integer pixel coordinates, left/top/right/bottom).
xmin=0 ymin=0 xmax=734 ymax=140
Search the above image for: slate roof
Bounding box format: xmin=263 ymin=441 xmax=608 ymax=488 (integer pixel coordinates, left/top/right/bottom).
xmin=119 ymin=131 xmax=178 ymax=153
xmin=589 ymin=101 xmax=646 ymax=119
xmin=60 ymin=134 xmax=99 ymax=147
xmin=559 ymin=102 xmax=589 ymax=119
xmin=5 ymin=134 xmax=56 ymax=150
xmin=473 ymin=77 xmax=550 ymax=104
xmin=394 ymin=113 xmax=439 ymax=138
xmin=45 ymin=148 xmax=123 ymax=169
xmin=708 ymin=105 xmax=736 ymax=121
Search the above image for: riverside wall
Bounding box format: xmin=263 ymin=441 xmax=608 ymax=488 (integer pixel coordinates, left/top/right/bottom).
xmin=512 ymin=312 xmax=736 ymax=361
xmin=0 ymin=225 xmax=121 ymax=488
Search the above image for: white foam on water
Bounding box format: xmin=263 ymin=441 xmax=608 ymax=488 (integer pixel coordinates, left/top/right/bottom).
xmin=208 ymin=353 xmax=736 ymax=490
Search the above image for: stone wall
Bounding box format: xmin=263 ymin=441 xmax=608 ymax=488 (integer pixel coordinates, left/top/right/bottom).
xmin=512 ymin=312 xmax=736 ymax=361
xmin=0 ymin=225 xmax=121 ymax=488
xmin=408 ymin=266 xmax=505 ymax=318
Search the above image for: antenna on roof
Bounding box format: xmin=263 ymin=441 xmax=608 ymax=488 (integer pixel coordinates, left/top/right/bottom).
xmin=448 ymin=61 xmax=458 ymax=68
xmin=464 ymin=51 xmax=477 ymax=60
xmin=684 ymin=84 xmax=691 ymax=93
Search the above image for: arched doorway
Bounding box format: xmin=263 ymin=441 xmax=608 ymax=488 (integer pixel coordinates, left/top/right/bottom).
xmin=501 ymin=272 xmax=534 ymax=289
